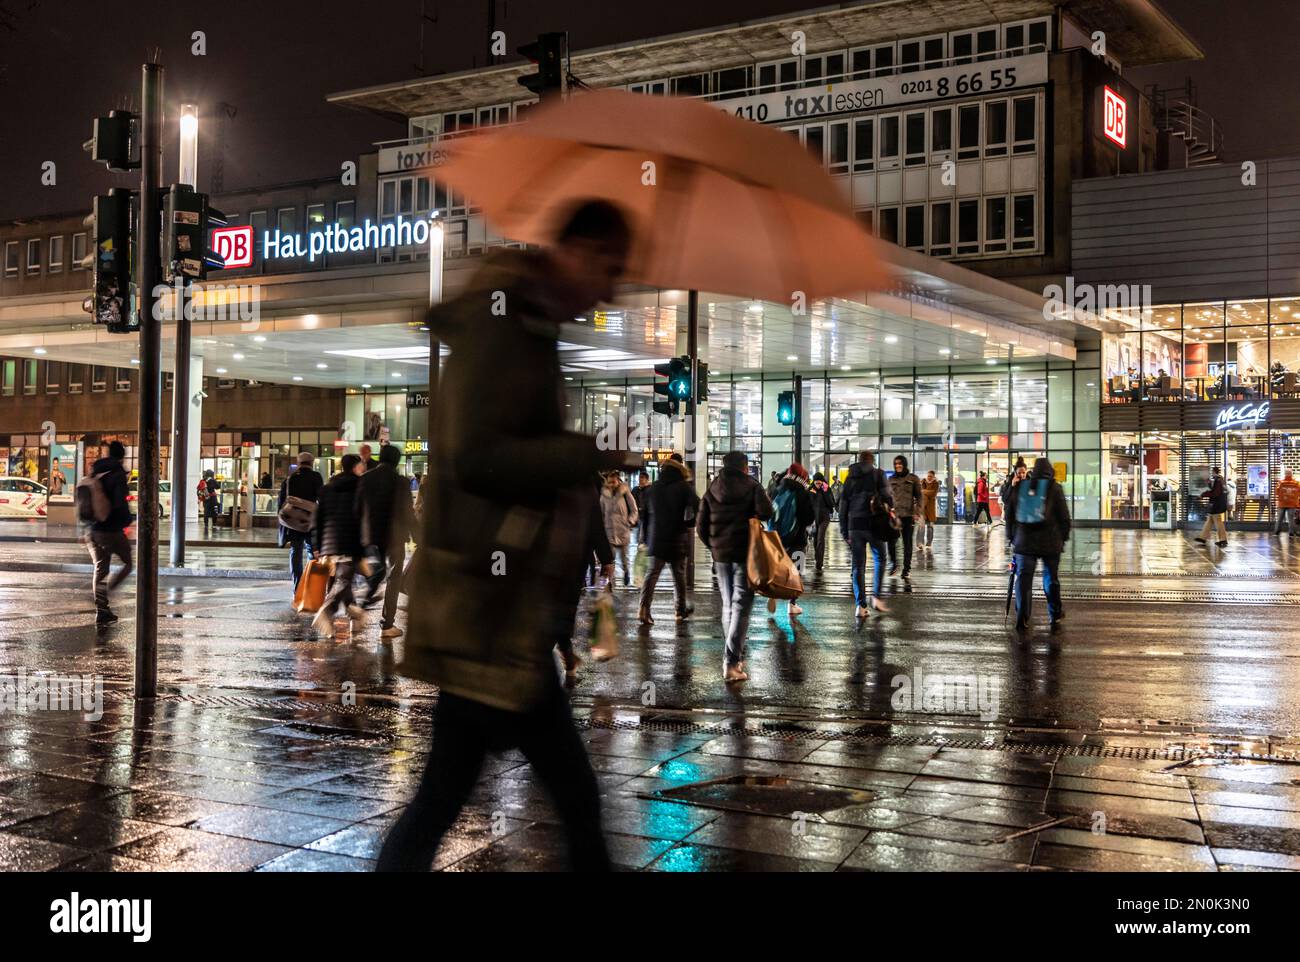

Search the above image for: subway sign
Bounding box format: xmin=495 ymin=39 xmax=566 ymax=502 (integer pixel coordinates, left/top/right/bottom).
xmin=261 ymin=214 xmax=435 ymax=262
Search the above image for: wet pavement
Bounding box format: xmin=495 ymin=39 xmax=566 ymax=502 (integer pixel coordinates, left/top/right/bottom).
xmin=1 ymin=524 xmax=1299 ymax=870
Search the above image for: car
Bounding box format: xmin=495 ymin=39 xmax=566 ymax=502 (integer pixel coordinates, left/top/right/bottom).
xmin=0 ymin=477 xmax=48 ymax=518
xmin=127 ymin=479 xmax=172 ymax=518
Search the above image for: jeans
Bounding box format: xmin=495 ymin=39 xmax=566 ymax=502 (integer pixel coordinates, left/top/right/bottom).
xmin=813 ymin=518 xmax=831 ymax=568
xmin=612 ymin=542 xmax=631 ymax=585
xmin=917 ymin=520 xmax=934 ymax=547
xmin=848 ymin=530 xmax=886 ymax=607
xmin=1014 ymin=553 xmax=1062 ymax=624
xmin=287 ymin=534 xmax=313 ymax=587
xmin=640 ymin=555 xmax=687 ymax=614
xmin=376 ymin=688 xmax=608 ymax=872
xmin=888 ymin=517 xmax=915 ymax=574
xmin=1277 ymin=507 xmax=1298 ymax=535
xmin=88 ymin=530 xmax=133 ymax=612
xmin=714 ymin=561 xmax=754 ymax=668
xmin=1198 ymin=512 xmax=1228 ymax=542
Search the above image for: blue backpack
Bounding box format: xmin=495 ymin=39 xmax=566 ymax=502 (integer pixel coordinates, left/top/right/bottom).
xmin=1015 ymin=478 xmax=1049 ymax=524
xmin=770 ymin=486 xmax=801 ymax=541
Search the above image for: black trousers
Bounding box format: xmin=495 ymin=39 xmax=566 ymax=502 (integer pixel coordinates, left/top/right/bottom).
xmin=887 ymin=517 xmax=915 ymax=574
xmin=376 ymin=687 xmax=609 ymax=872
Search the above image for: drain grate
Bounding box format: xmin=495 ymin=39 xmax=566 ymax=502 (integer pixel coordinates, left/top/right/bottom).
xmin=101 ymin=687 xmax=435 ymax=720
xmin=656 ymin=774 xmax=875 ymax=815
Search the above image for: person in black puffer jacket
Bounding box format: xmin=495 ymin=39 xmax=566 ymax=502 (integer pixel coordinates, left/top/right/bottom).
xmin=1003 ymin=456 xmax=1072 ymax=632
xmin=838 ymin=450 xmax=894 ymax=617
xmin=697 ymin=450 xmax=772 ymax=683
xmin=358 ymin=444 xmax=419 ymax=638
xmin=278 ymin=451 xmax=324 ymax=592
xmin=312 ymin=453 xmax=366 ymax=638
xmin=637 ymin=454 xmax=699 ymax=625
xmin=86 ymin=440 xmax=134 ymax=625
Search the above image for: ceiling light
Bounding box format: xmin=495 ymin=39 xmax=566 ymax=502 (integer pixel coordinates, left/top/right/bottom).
xmin=253 ymin=335 xmax=267 ymax=342
xmin=986 ymin=358 xmax=997 ymax=365
xmin=216 ymin=367 xmax=227 ymax=374
xmin=939 ymin=348 xmax=951 ymax=355
xmin=232 ymin=353 xmax=245 ymax=360
xmin=361 ymin=383 xmax=372 ymax=389
xmin=392 ymin=372 xmax=402 ymax=377
xmin=786 ymin=355 xmax=798 ymax=361
xmin=130 ymin=359 xmax=140 ymax=365
xmin=316 ymin=363 xmax=328 ymax=369
xmin=885 ymin=335 xmax=898 ymax=344
xmin=292 ymin=376 xmax=303 ymax=382
xmin=748 ymin=303 xmax=763 ymax=313
xmin=34 ymin=347 xmax=47 ymax=355
xmin=841 ymin=364 xmax=851 ymax=371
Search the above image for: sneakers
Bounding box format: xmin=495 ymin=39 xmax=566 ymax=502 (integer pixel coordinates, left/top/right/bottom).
xmin=380 ymin=625 xmax=403 ymax=639
xmin=888 ymin=564 xmax=899 ymax=577
xmin=95 ymin=609 xmax=119 ymax=625
xmin=788 ymin=602 xmax=803 ymax=617
xmin=1216 ymin=540 xmax=1229 ymax=547
xmin=312 ymin=608 xmax=336 ymax=639
xmin=855 ymin=604 xmax=869 ymax=619
xmin=724 ymin=663 xmax=749 ymax=683
xmin=675 ymin=605 xmax=693 ymax=622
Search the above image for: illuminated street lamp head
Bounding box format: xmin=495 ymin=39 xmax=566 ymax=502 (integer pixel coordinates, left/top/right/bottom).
xmin=179 ymin=103 xmax=199 ymax=187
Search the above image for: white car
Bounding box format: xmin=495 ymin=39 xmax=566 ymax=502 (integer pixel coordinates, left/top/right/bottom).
xmin=128 ymin=479 xmax=172 ymax=518
xmin=0 ymin=477 xmax=48 ymax=518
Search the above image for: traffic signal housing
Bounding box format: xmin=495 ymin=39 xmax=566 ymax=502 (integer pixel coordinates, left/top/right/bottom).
xmin=776 ymin=390 xmax=796 ymax=426
xmin=163 ymin=185 xmax=227 ymax=281
xmin=695 ymin=361 xmax=709 ymax=402
xmin=84 ymin=111 xmax=137 ymax=172
xmin=654 ymin=357 xmax=690 ymax=416
xmin=82 ymin=189 xmax=135 ymax=333
xmin=517 ymin=32 xmax=568 ymax=100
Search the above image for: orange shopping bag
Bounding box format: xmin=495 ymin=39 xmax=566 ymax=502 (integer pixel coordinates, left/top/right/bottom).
xmin=745 ymin=517 xmax=803 ymax=601
xmin=293 ymin=557 xmax=334 ymax=613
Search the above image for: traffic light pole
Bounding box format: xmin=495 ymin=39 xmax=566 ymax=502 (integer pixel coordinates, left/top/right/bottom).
xmin=135 ymin=63 xmax=163 ymax=699
xmin=686 ymin=289 xmax=699 ymax=591
xmin=793 ymin=374 xmax=803 ymax=465
xmin=169 ymin=289 xmax=191 ymax=568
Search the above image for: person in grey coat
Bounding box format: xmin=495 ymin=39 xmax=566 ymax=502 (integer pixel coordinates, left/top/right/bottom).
xmin=599 ymin=471 xmax=639 ymax=586
xmin=887 ymin=455 xmax=922 ymax=580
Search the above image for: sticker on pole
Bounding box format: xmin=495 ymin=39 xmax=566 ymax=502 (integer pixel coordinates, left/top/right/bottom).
xmin=210 ymin=225 xmax=253 ymax=269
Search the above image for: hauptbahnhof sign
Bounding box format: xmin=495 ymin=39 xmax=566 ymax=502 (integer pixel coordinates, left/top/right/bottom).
xmin=261 ymin=215 xmax=434 ymax=263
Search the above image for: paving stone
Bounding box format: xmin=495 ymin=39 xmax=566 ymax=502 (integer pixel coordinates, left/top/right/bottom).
xmin=1035 ymin=843 xmax=1216 ymax=872
xmin=0 ymin=831 xmax=89 ymax=870
xmin=3 ymin=807 xmax=164 ymax=851
xmin=1036 ymin=827 xmax=1217 ymax=866
xmin=107 ymin=827 xmax=293 ymax=871
xmin=255 ymin=849 xmax=376 ymax=872
xmin=840 ymin=841 xmax=1028 ymax=872
xmin=193 ymin=807 xmax=353 ymax=847
xmin=647 ymin=841 xmax=835 ymax=872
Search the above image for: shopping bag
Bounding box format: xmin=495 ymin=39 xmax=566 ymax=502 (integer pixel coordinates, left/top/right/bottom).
xmin=589 ymin=591 xmax=619 ymax=662
xmin=633 ymin=544 xmax=649 ymax=582
xmin=293 ymin=557 xmax=334 ymax=613
xmin=745 ymin=517 xmax=803 ymax=600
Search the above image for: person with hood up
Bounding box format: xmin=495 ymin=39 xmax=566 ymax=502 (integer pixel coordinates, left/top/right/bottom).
xmin=1003 ymin=457 xmax=1072 ymax=632
xmin=311 ymin=453 xmax=367 ymax=639
xmin=839 ymin=450 xmax=894 ymax=617
xmin=809 ymin=471 xmax=837 ymax=571
xmin=638 ymin=453 xmax=698 ymax=625
xmin=769 ymin=462 xmax=815 ymax=617
xmin=599 ymin=470 xmax=639 ymax=587
xmin=697 ymin=450 xmax=773 ymax=682
xmin=359 ymin=444 xmax=419 ymax=639
xmin=887 ymin=455 xmax=922 ymax=581
xmin=86 ymin=440 xmax=133 ymax=625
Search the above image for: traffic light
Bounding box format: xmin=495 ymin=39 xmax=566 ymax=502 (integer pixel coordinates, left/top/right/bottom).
xmin=517 ymin=32 xmax=567 ymax=100
xmin=653 ymin=357 xmax=689 ymax=416
xmin=776 ymin=390 xmax=796 ymax=426
xmin=82 ymin=189 xmax=135 ymax=333
xmin=84 ymin=110 xmax=137 ymax=172
xmin=696 ymin=360 xmax=709 ymax=402
xmin=163 ymin=185 xmax=227 ymax=281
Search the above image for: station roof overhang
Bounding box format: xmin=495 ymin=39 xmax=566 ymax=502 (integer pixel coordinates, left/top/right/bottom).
xmin=327 ymin=0 xmax=1202 ymax=119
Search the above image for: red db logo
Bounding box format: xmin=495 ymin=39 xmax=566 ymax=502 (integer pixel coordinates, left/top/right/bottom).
xmin=211 ymin=225 xmax=253 ymax=269
xmin=1103 ymin=86 xmax=1127 ymax=149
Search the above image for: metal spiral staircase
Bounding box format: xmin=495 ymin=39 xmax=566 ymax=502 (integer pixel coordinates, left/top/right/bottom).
xmin=1144 ymin=79 xmax=1222 ymax=168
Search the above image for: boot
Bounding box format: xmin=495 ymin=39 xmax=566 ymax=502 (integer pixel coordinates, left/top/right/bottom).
xmin=638 ymin=605 xmax=654 ymax=625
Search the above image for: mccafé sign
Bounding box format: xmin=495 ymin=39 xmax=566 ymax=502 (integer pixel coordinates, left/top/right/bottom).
xmin=1215 ymin=401 xmax=1270 ymax=431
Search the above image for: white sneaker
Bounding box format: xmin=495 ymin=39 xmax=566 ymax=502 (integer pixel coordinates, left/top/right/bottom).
xmin=788 ymin=603 xmax=803 ymax=616
xmin=312 ymin=609 xmax=336 ymax=639
xmin=380 ymin=625 xmax=403 ymax=639
xmin=347 ymin=604 xmax=367 ymax=627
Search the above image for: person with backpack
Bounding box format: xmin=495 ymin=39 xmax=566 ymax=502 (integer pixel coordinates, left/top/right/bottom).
xmin=1003 ymin=457 xmax=1072 ymax=632
xmin=278 ymin=452 xmax=324 ymax=593
xmin=769 ymin=463 xmax=815 ymax=617
xmin=1196 ymin=466 xmax=1230 ymax=547
xmin=358 ymin=444 xmax=419 ymax=639
xmin=697 ymin=450 xmax=773 ymax=683
xmin=83 ymin=440 xmax=133 ymax=626
xmin=887 ymin=456 xmax=922 ymax=581
xmin=839 ymin=450 xmax=894 ymax=617
xmin=971 ymin=471 xmax=992 ymax=528
xmin=311 ymin=454 xmax=367 ymax=639
xmin=599 ymin=471 xmax=639 ymax=587
xmin=809 ymin=471 xmax=837 ymax=571
xmin=637 ymin=454 xmax=698 ymax=625
xmin=197 ymin=470 xmax=220 ymax=537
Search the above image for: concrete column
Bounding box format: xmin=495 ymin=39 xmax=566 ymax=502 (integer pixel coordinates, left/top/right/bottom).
xmin=177 ymin=354 xmax=203 ymax=532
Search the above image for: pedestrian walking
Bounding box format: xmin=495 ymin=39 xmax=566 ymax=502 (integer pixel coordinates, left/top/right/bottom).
xmin=766 ymin=470 xmax=782 ymax=499
xmin=1276 ymin=470 xmax=1300 ymax=536
xmin=918 ymin=469 xmax=940 ymax=550
xmin=558 ymin=475 xmax=616 ymax=681
xmin=839 ymin=450 xmax=894 ymax=617
xmin=1003 ymin=457 xmax=1072 ymax=632
xmin=197 ymin=469 xmax=220 ymax=536
xmin=599 ymin=471 xmax=639 ymax=587
xmin=278 ymin=452 xmax=324 ymax=592
xmin=1196 ymin=466 xmax=1230 ymax=547
xmin=638 ymin=453 xmax=698 ymax=625
xmin=809 ymin=471 xmax=836 ymax=570
xmin=631 ymin=467 xmax=651 ymax=549
xmin=829 ymin=476 xmax=844 ymax=518
xmin=769 ymin=462 xmax=814 ymax=617
xmin=697 ymin=450 xmax=773 ymax=683
xmin=378 ymin=199 xmax=633 ymax=873
xmin=84 ymin=440 xmax=133 ymax=626
xmin=359 ymin=444 xmax=419 ymax=640
xmin=887 ymin=455 xmax=922 ymax=580
xmin=971 ymin=471 xmax=992 ymax=527
xmin=311 ymin=453 xmax=367 ymax=639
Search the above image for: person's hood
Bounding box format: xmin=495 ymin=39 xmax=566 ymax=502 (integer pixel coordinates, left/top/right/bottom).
xmin=91 ymin=457 xmax=123 ymax=476
xmin=1031 ymin=457 xmax=1055 ymax=480
xmin=659 ymin=459 xmax=692 ymax=484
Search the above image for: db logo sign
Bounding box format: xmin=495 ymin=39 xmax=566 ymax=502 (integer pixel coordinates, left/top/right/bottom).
xmin=210 ymin=225 xmax=254 ymax=269
xmin=1103 ymin=85 xmax=1127 ymax=149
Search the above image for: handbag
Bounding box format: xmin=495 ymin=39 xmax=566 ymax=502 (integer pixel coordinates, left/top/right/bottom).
xmin=745 ymin=517 xmax=804 ymax=601
xmin=278 ymin=495 xmax=316 ymax=533
xmin=293 ymin=557 xmax=334 ymax=613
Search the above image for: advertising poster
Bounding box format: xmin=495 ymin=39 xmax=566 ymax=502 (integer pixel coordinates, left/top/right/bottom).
xmin=48 ymin=443 xmax=78 ymax=502
xmin=1248 ymin=464 xmax=1268 ymax=498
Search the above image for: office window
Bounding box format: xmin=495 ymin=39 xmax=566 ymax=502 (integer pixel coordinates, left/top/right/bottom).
xmin=976 ymin=28 xmax=998 ymax=61
xmin=4 ymin=241 xmax=16 ymax=276
xmin=930 ymin=202 xmax=953 ymax=256
xmin=1013 ymin=194 xmax=1036 ymax=250
xmin=855 ymin=209 xmax=874 ymax=234
xmin=804 ymin=52 xmax=845 ymax=84
xmin=950 ymin=32 xmax=974 ymax=65
xmin=442 ymin=110 xmax=474 ymax=133
xmin=26 ymin=238 xmax=40 ymax=274
xmin=476 ymin=104 xmax=509 ymax=127
xmin=850 ymin=48 xmax=872 ymax=80
xmin=335 ymin=199 xmax=356 ymax=229
xmin=873 ymin=44 xmax=894 ymax=77
xmin=852 ymin=118 xmax=874 ymax=172
xmin=828 ymin=121 xmax=849 ymax=175
xmin=48 ymin=236 xmax=63 ymax=272
xmin=68 ymin=364 xmax=83 ymax=394
xmin=878 ymin=207 xmax=900 ymax=244
xmin=628 ymin=80 xmax=667 ymax=96
xmin=45 ymin=360 xmax=61 ymax=394
xmin=898 ymin=40 xmax=921 ymax=73
xmin=958 ymin=104 xmax=980 ymax=160
xmin=671 ymin=74 xmax=706 ymax=96
xmin=904 ymin=204 xmax=926 ymax=250
xmin=250 ymin=210 xmax=267 ymax=266
xmin=1 ymin=360 xmax=13 ymax=396
xmin=957 ymin=199 xmax=980 ymax=255
xmin=115 ymin=367 xmax=132 ymax=392
xmin=711 ymin=66 xmax=751 ymax=95
xmin=1004 ymin=24 xmax=1026 ymax=56
xmin=277 ymin=207 xmax=296 ymax=236
xmin=923 ymin=36 xmax=945 ymax=69
xmin=985 ymin=101 xmax=1008 ymax=156
xmin=306 ymin=203 xmax=326 ymax=231
xmin=758 ymin=60 xmax=798 ymax=92
xmin=985 ymin=196 xmax=1008 ymax=252
xmin=1013 ymin=97 xmax=1037 ymax=153
xmin=803 ymin=124 xmax=825 ymax=167
xmin=932 ymin=108 xmax=953 ymax=155
xmin=91 ymin=365 xmax=107 ymax=393
xmin=23 ymin=359 xmax=36 ymax=395
xmin=904 ymin=112 xmax=926 ymax=166
xmin=879 ymin=115 xmax=900 ymax=167
xmin=71 ymin=232 xmax=87 ymax=270
xmin=1028 ymin=20 xmax=1049 ymax=51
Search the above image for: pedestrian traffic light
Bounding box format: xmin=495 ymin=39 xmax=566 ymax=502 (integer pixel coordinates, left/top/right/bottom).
xmin=83 ymin=110 xmax=137 ymax=172
xmin=517 ymin=32 xmax=568 ymax=100
xmin=163 ymin=184 xmax=227 ymax=281
xmin=777 ymin=390 xmax=796 ymax=426
xmin=653 ymin=357 xmax=689 ymax=416
xmin=81 ymin=189 xmax=136 ymax=333
xmin=696 ymin=360 xmax=710 ymax=402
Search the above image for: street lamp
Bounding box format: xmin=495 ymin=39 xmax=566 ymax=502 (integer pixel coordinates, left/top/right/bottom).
xmin=429 ymin=213 xmax=444 ymax=307
xmin=179 ymin=103 xmax=198 ymax=187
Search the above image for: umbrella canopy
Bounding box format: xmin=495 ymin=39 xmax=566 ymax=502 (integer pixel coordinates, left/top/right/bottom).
xmin=432 ymin=89 xmax=889 ymax=302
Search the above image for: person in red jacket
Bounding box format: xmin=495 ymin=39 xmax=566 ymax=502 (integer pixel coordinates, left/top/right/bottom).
xmin=971 ymin=471 xmax=992 ymax=527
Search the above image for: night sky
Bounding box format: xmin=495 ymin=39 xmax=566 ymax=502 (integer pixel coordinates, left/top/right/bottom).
xmin=0 ymin=0 xmax=1291 ymax=221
